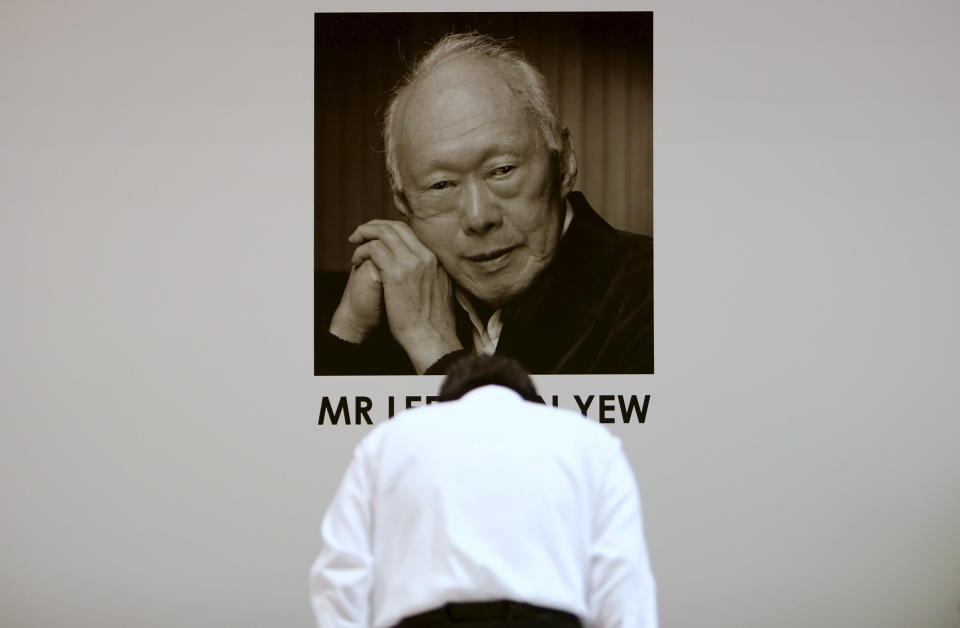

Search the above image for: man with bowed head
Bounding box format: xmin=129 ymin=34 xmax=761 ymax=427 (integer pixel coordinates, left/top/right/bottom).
xmin=319 ymin=32 xmax=653 ymax=375
xmin=310 ymin=354 xmax=657 ymax=627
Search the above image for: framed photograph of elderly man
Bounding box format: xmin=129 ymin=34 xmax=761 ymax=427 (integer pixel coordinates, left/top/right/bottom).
xmin=315 ymin=12 xmax=653 ymax=376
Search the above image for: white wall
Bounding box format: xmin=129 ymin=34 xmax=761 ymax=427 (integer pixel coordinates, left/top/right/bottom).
xmin=2 ymin=1 xmax=958 ymax=627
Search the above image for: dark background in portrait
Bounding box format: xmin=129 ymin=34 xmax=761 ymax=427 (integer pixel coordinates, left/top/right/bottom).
xmin=314 ymin=12 xmax=653 ymax=272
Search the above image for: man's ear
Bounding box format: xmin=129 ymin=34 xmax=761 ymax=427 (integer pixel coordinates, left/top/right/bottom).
xmin=392 ymin=191 xmax=411 ymax=221
xmin=559 ymin=127 xmax=579 ymax=197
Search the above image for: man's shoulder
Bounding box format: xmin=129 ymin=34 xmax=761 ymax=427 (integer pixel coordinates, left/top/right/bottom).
xmin=612 ymin=228 xmax=653 ymax=253
xmin=563 ymin=192 xmax=652 ymax=267
xmin=465 ymin=389 xmax=622 ymax=444
xmin=558 ymin=194 xmax=652 ymax=295
xmin=384 ymin=388 xmax=607 ymax=434
xmin=356 ymin=392 xmax=622 ymax=493
xmin=607 ymin=228 xmax=653 ymax=276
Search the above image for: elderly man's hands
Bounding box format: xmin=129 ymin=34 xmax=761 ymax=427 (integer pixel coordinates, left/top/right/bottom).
xmin=330 ymin=220 xmax=463 ymax=374
xmin=330 ymin=260 xmax=384 ymax=344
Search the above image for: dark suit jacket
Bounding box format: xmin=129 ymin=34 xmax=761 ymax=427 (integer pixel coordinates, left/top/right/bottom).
xmin=315 ymin=192 xmax=653 ymax=375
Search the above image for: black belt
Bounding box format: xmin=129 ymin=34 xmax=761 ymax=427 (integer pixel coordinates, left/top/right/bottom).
xmin=397 ymin=601 xmax=582 ymax=625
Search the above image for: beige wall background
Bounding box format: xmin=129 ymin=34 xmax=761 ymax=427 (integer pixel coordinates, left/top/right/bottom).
xmin=315 ymin=13 xmax=653 ymax=271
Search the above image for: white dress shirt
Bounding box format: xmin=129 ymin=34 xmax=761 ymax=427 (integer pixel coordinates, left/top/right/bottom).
xmin=309 ymin=385 xmax=657 ymax=628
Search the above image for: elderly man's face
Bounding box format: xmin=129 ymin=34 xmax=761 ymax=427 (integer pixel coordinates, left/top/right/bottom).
xmin=394 ymin=57 xmax=574 ymax=308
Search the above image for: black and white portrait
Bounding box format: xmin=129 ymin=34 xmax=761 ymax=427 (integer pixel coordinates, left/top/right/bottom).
xmin=315 ymin=13 xmax=653 ymax=375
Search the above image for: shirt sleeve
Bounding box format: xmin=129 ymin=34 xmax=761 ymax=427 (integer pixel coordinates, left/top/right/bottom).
xmin=309 ymin=444 xmax=376 ymax=627
xmin=315 ymin=326 xmax=415 ymax=375
xmin=586 ymin=438 xmax=658 ymax=628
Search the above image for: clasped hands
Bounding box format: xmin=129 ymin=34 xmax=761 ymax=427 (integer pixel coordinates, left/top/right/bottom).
xmin=329 ymin=220 xmax=463 ymax=374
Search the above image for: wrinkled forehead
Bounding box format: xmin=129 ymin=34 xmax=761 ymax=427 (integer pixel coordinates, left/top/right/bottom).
xmin=396 ymin=56 xmax=540 ymax=153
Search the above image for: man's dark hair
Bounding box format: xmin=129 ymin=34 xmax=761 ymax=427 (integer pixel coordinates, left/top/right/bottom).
xmin=438 ymin=354 xmax=540 ymax=403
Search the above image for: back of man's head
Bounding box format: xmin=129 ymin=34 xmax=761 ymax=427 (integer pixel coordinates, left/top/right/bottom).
xmin=438 ymin=354 xmax=540 ymax=403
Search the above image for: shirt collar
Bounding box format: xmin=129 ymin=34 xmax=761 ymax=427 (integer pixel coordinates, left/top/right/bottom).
xmin=460 ymin=384 xmax=524 ymax=403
